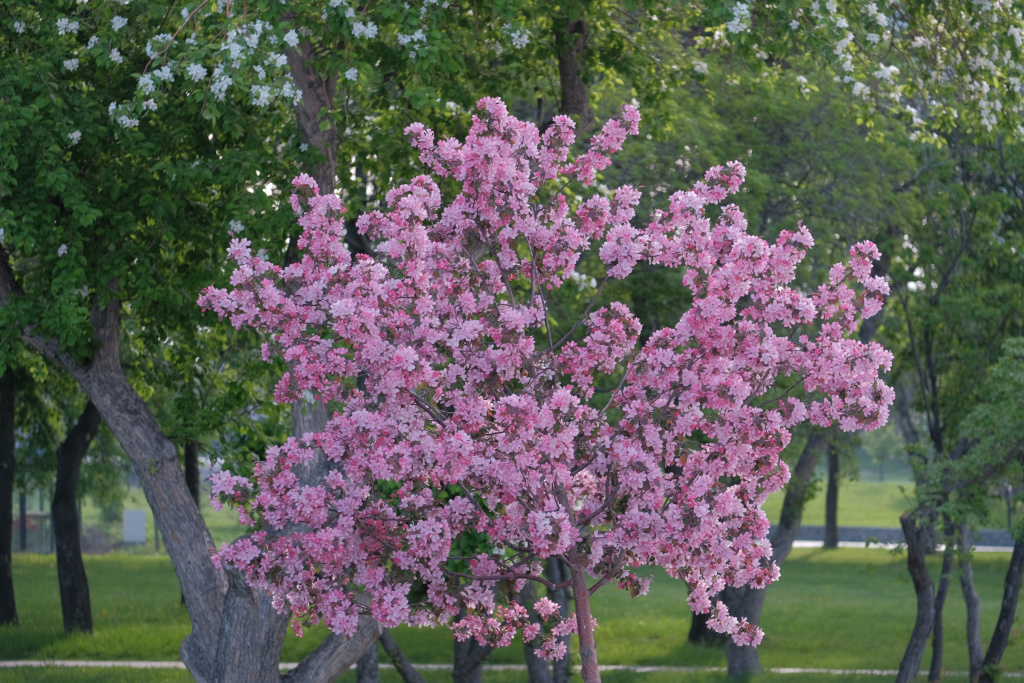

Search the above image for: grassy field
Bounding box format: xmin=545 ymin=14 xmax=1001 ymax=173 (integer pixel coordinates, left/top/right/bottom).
xmin=2 ymin=548 xmax=1022 ymax=679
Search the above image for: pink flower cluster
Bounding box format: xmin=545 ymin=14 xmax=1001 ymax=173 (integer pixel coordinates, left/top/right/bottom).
xmin=199 ymin=97 xmax=893 ymax=655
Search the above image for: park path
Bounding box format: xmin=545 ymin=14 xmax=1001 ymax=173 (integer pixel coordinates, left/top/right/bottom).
xmin=795 ymin=525 xmax=1015 ymax=552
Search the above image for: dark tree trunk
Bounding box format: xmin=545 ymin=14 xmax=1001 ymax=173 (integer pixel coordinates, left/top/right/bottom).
xmin=928 ymin=542 xmax=954 ymax=682
xmin=824 ymin=441 xmax=839 ymax=549
xmin=452 ymin=606 xmax=493 ymax=683
xmin=687 ymin=594 xmax=726 ymax=646
xmin=978 ymin=532 xmax=1024 ymax=683
xmin=723 ymin=430 xmax=830 ymax=677
xmin=0 ymin=366 xmax=16 ymax=625
xmin=18 ymin=492 xmax=26 ymax=551
xmin=517 ymin=582 xmax=554 ymax=683
xmin=356 ymin=646 xmax=380 ymax=683
xmin=184 ymin=441 xmax=201 ymax=507
xmin=52 ymin=401 xmax=102 ymax=632
xmin=959 ymin=525 xmax=983 ymax=683
xmin=896 ymin=514 xmax=937 ymax=683
xmin=379 ymin=629 xmax=426 ymax=683
xmin=546 ymin=558 xmax=572 ymax=683
xmin=554 ymin=15 xmax=595 ymax=135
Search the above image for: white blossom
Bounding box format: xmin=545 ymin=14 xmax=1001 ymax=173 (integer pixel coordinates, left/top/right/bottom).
xmin=186 ymin=63 xmax=206 ymax=81
xmin=211 ymin=76 xmax=233 ymax=101
xmin=250 ymin=84 xmax=272 ymax=106
xmin=693 ymin=61 xmax=709 ymax=75
xmin=874 ymin=64 xmax=899 ymax=81
xmin=57 ymin=244 xmax=68 ymax=257
xmin=254 ymin=64 xmax=266 ymax=80
xmin=727 ymin=3 xmax=751 ymax=33
xmin=67 ymin=130 xmax=82 ymax=145
xmin=110 ymin=48 xmax=123 ymax=63
xmin=866 ymin=32 xmax=880 ymax=43
xmin=352 ymin=21 xmax=378 ymax=39
xmin=138 ymin=74 xmax=155 ymax=94
xmin=117 ymin=114 xmax=139 ymax=128
xmin=111 ymin=15 xmax=127 ymax=31
xmin=87 ymin=36 xmax=99 ymax=49
xmin=283 ymin=29 xmax=299 ymax=47
xmin=154 ymin=65 xmax=174 ymax=82
xmin=13 ymin=21 xmax=25 ymax=34
xmin=143 ymin=98 xmax=158 ymax=111
xmin=76 ymin=286 xmax=89 ymax=298
xmin=270 ymin=53 xmax=288 ymax=68
xmin=344 ymin=67 xmax=359 ymax=81
xmin=181 ymin=6 xmax=190 ymax=20
xmin=790 ymin=19 xmax=800 ymax=30
xmin=229 ymin=220 xmax=245 ymax=233
xmin=56 ymin=18 xmax=80 ymax=35
xmin=299 ymin=142 xmax=309 ymax=152
xmin=63 ymin=58 xmax=80 ymax=71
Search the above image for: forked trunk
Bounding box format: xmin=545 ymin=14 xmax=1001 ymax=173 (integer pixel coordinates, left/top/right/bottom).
xmin=568 ymin=560 xmax=600 ymax=683
xmin=896 ymin=513 xmax=936 ymax=683
xmin=52 ymin=401 xmax=102 ymax=632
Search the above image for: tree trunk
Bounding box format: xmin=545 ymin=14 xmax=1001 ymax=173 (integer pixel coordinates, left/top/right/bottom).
xmin=185 ymin=440 xmax=201 ymax=507
xmin=451 ymin=605 xmax=493 ymax=683
xmin=978 ymin=531 xmax=1024 ymax=683
xmin=554 ymin=15 xmax=595 ymax=135
xmin=379 ymin=629 xmax=427 ymax=683
xmin=723 ymin=429 xmax=830 ymax=677
xmin=896 ymin=513 xmax=937 ymax=683
xmin=824 ymin=441 xmax=839 ymax=549
xmin=959 ymin=526 xmax=983 ymax=683
xmin=356 ymin=646 xmax=380 ymax=683
xmin=568 ymin=558 xmax=600 ymax=683
xmin=0 ymin=366 xmax=16 ymax=625
xmin=518 ymin=583 xmax=554 ymax=683
xmin=546 ymin=558 xmax=572 ymax=683
xmin=687 ymin=595 xmax=726 ymax=646
xmin=52 ymin=401 xmax=102 ymax=632
xmin=928 ymin=542 xmax=954 ymax=682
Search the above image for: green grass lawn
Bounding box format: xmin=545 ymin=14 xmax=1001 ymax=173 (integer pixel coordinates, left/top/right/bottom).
xmin=2 ymin=548 xmax=1022 ymax=680
xmin=761 ymin=481 xmax=915 ymax=529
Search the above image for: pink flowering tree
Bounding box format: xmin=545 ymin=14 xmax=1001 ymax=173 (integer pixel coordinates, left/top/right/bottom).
xmin=200 ymin=98 xmax=893 ymax=683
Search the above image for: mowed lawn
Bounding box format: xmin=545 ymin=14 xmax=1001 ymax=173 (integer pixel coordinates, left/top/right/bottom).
xmin=2 ymin=548 xmax=1022 ymax=680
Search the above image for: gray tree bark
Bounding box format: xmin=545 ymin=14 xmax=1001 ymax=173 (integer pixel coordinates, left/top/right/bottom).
xmin=958 ymin=525 xmax=983 ymax=683
xmin=824 ymin=441 xmax=840 ymax=549
xmin=546 ymin=558 xmax=572 ymax=683
xmin=554 ymin=15 xmax=595 ymax=135
xmin=517 ymin=582 xmax=554 ymax=683
xmin=52 ymin=401 xmax=102 ymax=632
xmin=928 ymin=542 xmax=954 ymax=682
xmin=978 ymin=531 xmax=1024 ymax=683
xmin=379 ymin=629 xmax=427 ymax=683
xmin=0 ymin=366 xmax=16 ymax=625
xmin=356 ymin=646 xmax=380 ymax=683
xmin=896 ymin=514 xmax=937 ymax=683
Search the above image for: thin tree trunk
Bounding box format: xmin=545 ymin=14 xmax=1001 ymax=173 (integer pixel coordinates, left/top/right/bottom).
xmin=518 ymin=582 xmax=554 ymax=683
xmin=18 ymin=491 xmax=26 ymax=552
xmin=356 ymin=646 xmax=380 ymax=683
xmin=896 ymin=513 xmax=937 ymax=683
xmin=928 ymin=542 xmax=954 ymax=682
xmin=824 ymin=441 xmax=839 ymax=549
xmin=687 ymin=594 xmax=726 ymax=645
xmin=0 ymin=366 xmax=16 ymax=625
xmin=959 ymin=525 xmax=983 ymax=683
xmin=978 ymin=532 xmax=1024 ymax=683
xmin=546 ymin=558 xmax=572 ymax=683
xmin=379 ymin=629 xmax=427 ymax=683
xmin=554 ymin=15 xmax=595 ymax=134
xmin=452 ymin=605 xmax=493 ymax=683
xmin=568 ymin=558 xmax=600 ymax=683
xmin=723 ymin=430 xmax=830 ymax=677
xmin=52 ymin=401 xmax=102 ymax=632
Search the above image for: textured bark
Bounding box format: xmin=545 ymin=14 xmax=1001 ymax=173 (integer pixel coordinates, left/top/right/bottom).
xmin=357 ymin=645 xmax=380 ymax=683
xmin=896 ymin=514 xmax=937 ymax=683
xmin=53 ymin=401 xmax=102 ymax=632
xmin=285 ymin=42 xmax=337 ymax=195
xmin=723 ymin=430 xmax=829 ymax=677
xmin=18 ymin=492 xmax=26 ymax=552
xmin=184 ymin=441 xmax=201 ymax=507
xmin=928 ymin=543 xmax=954 ymax=682
xmin=379 ymin=629 xmax=427 ymax=683
xmin=546 ymin=558 xmax=572 ymax=683
xmin=958 ymin=527 xmax=983 ymax=683
xmin=568 ymin=558 xmax=600 ymax=683
xmin=824 ymin=442 xmax=839 ymax=549
xmin=554 ymin=16 xmax=595 ymax=135
xmin=517 ymin=583 xmax=554 ymax=683
xmin=978 ymin=532 xmax=1024 ymax=683
xmin=285 ymin=619 xmax=384 ymax=683
xmin=0 ymin=366 xmax=16 ymax=625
